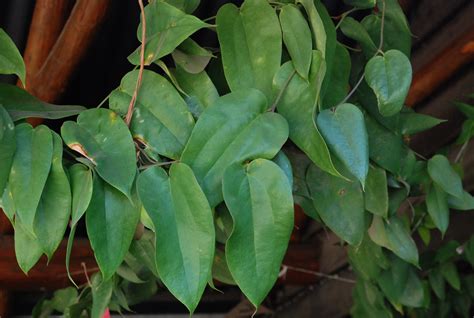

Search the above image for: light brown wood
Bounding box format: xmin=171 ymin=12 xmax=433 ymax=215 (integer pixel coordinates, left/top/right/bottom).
xmin=28 ymin=0 xmax=111 ymax=103
xmin=22 ymin=0 xmax=72 ymax=88
xmin=406 ymin=25 xmax=474 ymax=107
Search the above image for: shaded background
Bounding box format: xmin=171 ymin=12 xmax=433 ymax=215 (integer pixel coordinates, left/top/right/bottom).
xmin=0 ymin=0 xmax=473 ymax=316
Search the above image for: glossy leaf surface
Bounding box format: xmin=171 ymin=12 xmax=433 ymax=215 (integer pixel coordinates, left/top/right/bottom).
xmin=69 ymin=164 xmax=93 ymax=226
xmin=86 ymin=176 xmax=140 ymax=280
xmin=317 ymin=103 xmax=369 ymax=187
xmin=171 ymin=38 xmax=213 ymax=74
xmin=279 ymin=4 xmax=312 ymax=79
xmin=365 ymin=50 xmax=412 ymax=116
xmin=0 ymin=84 xmax=85 ymax=121
xmin=128 ymin=1 xmax=208 ymax=65
xmin=61 ymin=108 xmax=136 ymax=198
xmin=137 ymin=163 xmax=214 ymax=313
xmin=181 ymin=89 xmax=288 ymax=207
xmin=0 ymin=105 xmax=15 ymax=194
xmin=274 ymin=52 xmax=343 ymax=178
xmin=9 ymin=124 xmax=53 ymax=233
xmin=216 ymin=0 xmax=282 ymax=100
xmin=223 ymin=159 xmax=293 ymax=307
xmin=91 ymin=273 xmax=114 ymax=318
xmin=307 ymin=164 xmax=365 ymax=245
xmin=110 ymin=70 xmax=195 ymax=159
xmin=426 ymin=184 xmax=449 ymax=234
xmin=0 ymin=28 xmax=26 ymax=83
xmin=33 ymin=132 xmax=71 ymax=259
xmin=14 ymin=219 xmax=43 ymax=274
xmin=427 ymin=154 xmax=463 ymax=199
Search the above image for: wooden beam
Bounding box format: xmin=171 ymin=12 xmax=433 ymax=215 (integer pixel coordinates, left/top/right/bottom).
xmin=28 ymin=0 xmax=111 ymax=103
xmin=406 ymin=25 xmax=474 ymax=107
xmin=21 ymin=0 xmax=72 ymax=88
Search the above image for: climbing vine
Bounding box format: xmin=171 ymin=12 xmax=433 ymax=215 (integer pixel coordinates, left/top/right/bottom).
xmin=0 ymin=0 xmax=473 ymax=317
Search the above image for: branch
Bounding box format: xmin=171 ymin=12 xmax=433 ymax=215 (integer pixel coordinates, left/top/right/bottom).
xmin=125 ymin=0 xmax=147 ymax=126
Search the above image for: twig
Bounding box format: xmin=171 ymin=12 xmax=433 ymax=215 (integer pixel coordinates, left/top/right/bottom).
xmin=455 ymin=140 xmax=469 ymax=163
xmin=282 ymin=264 xmax=356 ymax=284
xmin=335 ymin=0 xmax=386 ymax=107
xmin=81 ymin=262 xmax=93 ymax=287
xmin=125 ymin=0 xmax=147 ymax=126
xmin=270 ymin=70 xmax=296 ymax=112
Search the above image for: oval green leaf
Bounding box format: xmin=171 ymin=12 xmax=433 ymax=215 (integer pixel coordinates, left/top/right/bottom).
xmin=69 ymin=164 xmax=93 ymax=226
xmin=306 ymin=163 xmax=365 ymax=245
xmin=426 ymin=184 xmax=449 ymax=235
xmin=33 ymin=132 xmax=72 ymax=259
xmin=0 ymin=28 xmax=26 ymax=83
xmin=365 ymin=165 xmax=388 ymax=217
xmin=216 ymin=0 xmax=282 ymax=101
xmin=109 ymin=70 xmax=195 ymax=160
xmin=61 ymin=108 xmax=136 ymax=198
xmin=316 ymin=103 xmax=369 ymax=187
xmin=181 ymin=89 xmax=288 ymax=207
xmin=86 ymin=175 xmax=140 ymax=280
xmin=137 ymin=163 xmax=215 ymax=314
xmin=427 ymin=154 xmax=463 ymax=199
xmin=279 ymin=5 xmax=312 ymax=79
xmin=9 ymin=124 xmax=53 ymax=233
xmin=365 ymin=50 xmax=412 ymax=116
xmin=223 ymin=159 xmax=294 ymax=307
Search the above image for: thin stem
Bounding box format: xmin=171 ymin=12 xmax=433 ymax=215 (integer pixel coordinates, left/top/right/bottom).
xmin=282 ymin=265 xmax=356 ymax=284
xmin=125 ymin=0 xmax=146 ymax=126
xmin=139 ymin=160 xmax=178 ymax=170
xmin=335 ymin=0 xmax=386 ymax=107
xmin=270 ymin=70 xmax=296 ymax=112
xmin=411 ymin=211 xmax=426 ymax=234
xmin=334 ymin=8 xmax=358 ymax=30
xmin=455 ymin=140 xmax=469 ymax=163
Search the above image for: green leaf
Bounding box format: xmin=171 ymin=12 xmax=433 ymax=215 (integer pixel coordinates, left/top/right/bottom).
xmin=33 ymin=132 xmax=71 ymax=259
xmin=61 ymin=108 xmax=136 ymax=198
xmin=465 ymin=236 xmax=474 ymax=267
xmin=426 ymin=184 xmax=450 ymax=235
xmin=0 ymin=84 xmax=85 ymax=121
xmin=321 ymin=43 xmax=351 ymax=108
xmin=365 ymin=50 xmax=412 ymax=116
xmin=14 ymin=218 xmax=43 ymax=273
xmin=223 ymin=159 xmax=293 ymax=307
xmin=297 ymin=0 xmax=326 ymax=56
xmin=128 ymin=231 xmax=158 ymax=277
xmin=317 ymin=103 xmax=369 ymax=187
xmin=362 ymin=0 xmax=411 ymax=57
xmin=340 ymin=17 xmax=378 ymax=58
xmin=440 ymin=262 xmax=460 ymax=290
xmin=50 ymin=287 xmax=78 ymax=312
xmin=306 ymin=163 xmax=365 ymax=245
xmin=348 ymin=235 xmax=389 ymax=281
xmin=109 ymin=70 xmax=195 ymax=159
xmin=86 ymin=175 xmax=140 ymax=280
xmin=455 ymin=119 xmax=474 ymax=144
xmin=418 ymin=226 xmax=431 ymax=246
xmin=172 ymin=66 xmax=219 ymax=113
xmin=9 ymin=124 xmax=53 ymax=233
xmin=385 ymin=217 xmax=419 ymax=266
xmin=398 ymin=112 xmax=445 ymax=135
xmin=212 ymin=249 xmax=236 ymax=285
xmin=0 ymin=28 xmax=26 ymax=83
xmin=163 ymin=0 xmax=200 ymax=13
xmin=137 ymin=163 xmax=215 ymax=313
xmin=435 ymin=240 xmax=460 ymax=263
xmin=171 ymin=38 xmax=213 ymax=74
xmin=279 ymin=4 xmax=312 ymax=79
xmin=1 ymin=183 xmax=15 ymax=223
xmin=128 ymin=1 xmax=209 ymax=65
xmin=274 ymin=52 xmax=344 ymax=178
xmin=181 ymin=89 xmax=288 ymax=207
xmin=343 ymin=0 xmax=376 ymax=9
xmin=69 ymin=164 xmax=93 ymax=226
xmin=447 ymin=190 xmax=474 ymax=210
xmin=272 ymin=150 xmax=293 ymax=186
xmin=429 ymin=268 xmax=445 ymax=300
xmin=216 ymin=0 xmax=282 ymax=101
xmin=116 ymin=264 xmax=145 ymax=284
xmin=365 ymin=113 xmax=406 ymax=174
xmin=365 ymin=165 xmax=388 ymax=217
xmin=455 ymin=101 xmax=474 ymax=119
xmin=91 ymin=273 xmax=114 ymax=318
xmin=377 ymin=256 xmax=424 ymax=307
xmin=427 ymin=154 xmax=463 ymax=199
xmin=0 ymin=105 xmax=15 ymax=194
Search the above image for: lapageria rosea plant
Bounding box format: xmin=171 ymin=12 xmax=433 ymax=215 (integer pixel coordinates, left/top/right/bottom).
xmin=1 ymin=0 xmax=473 ymax=316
